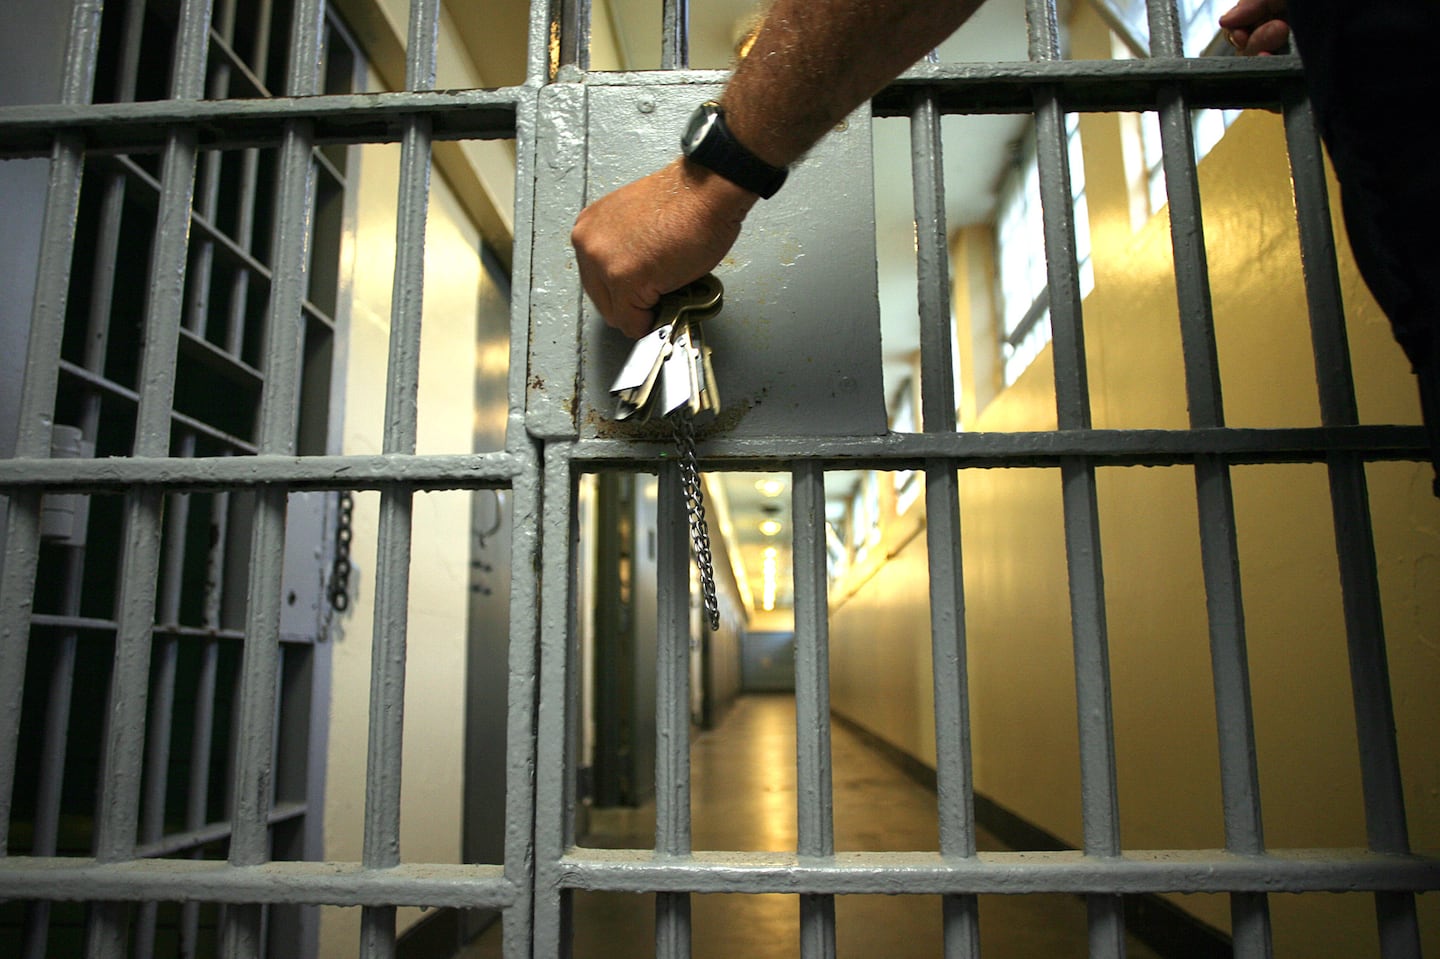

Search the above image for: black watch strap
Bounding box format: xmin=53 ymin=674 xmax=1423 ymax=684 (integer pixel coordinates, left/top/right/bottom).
xmin=681 ymin=101 xmax=788 ymax=200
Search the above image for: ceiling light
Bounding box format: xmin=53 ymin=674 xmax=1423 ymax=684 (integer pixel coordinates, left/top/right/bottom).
xmin=754 ymin=478 xmax=785 ymax=498
xmin=759 ymin=519 xmax=782 ymax=536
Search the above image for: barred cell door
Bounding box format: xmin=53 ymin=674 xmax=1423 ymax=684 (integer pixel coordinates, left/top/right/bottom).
xmin=1 ymin=1 xmax=1438 ymax=958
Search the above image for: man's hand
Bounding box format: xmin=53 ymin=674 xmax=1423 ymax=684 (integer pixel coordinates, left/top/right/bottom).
xmin=1220 ymin=0 xmax=1290 ymax=55
xmin=571 ymin=158 xmax=758 ymax=339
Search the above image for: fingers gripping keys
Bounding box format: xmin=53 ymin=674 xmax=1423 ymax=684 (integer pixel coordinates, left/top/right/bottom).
xmin=610 ymin=274 xmax=723 ymax=422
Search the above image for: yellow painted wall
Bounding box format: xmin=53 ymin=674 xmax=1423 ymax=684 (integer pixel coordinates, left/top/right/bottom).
xmin=830 ymin=7 xmax=1440 ymax=955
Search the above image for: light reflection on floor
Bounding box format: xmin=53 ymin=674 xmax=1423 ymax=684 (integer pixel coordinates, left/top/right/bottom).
xmin=461 ymin=694 xmax=1164 ymax=958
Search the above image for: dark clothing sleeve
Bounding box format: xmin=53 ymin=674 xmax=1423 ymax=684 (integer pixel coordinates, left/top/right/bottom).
xmin=1285 ymin=0 xmax=1440 ymax=493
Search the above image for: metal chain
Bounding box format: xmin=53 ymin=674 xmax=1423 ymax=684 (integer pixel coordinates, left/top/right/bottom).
xmin=328 ymin=490 xmax=354 ymax=614
xmin=671 ymin=411 xmax=720 ymax=631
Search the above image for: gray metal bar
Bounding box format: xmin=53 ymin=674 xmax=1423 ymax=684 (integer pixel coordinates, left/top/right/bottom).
xmin=550 ymin=848 xmax=1440 ymax=894
xmin=135 ymin=801 xmax=306 ymax=859
xmin=532 ymin=444 xmax=578 ymax=959
xmin=222 ymin=149 xmax=262 ymax=357
xmin=91 ymin=0 xmax=210 ymax=845
xmin=525 ymin=0 xmax=553 ymax=85
xmin=0 ymin=59 xmax=1302 ymax=158
xmin=525 ymin=81 xmax=587 ymax=439
xmin=182 ymin=629 xmax=221 ymax=954
xmin=557 ymin=0 xmax=590 ymax=74
xmin=911 ymin=90 xmax=957 ymax=438
xmin=0 ymin=858 xmax=517 ymax=906
xmin=0 ymin=0 xmax=103 ymax=856
xmin=1192 ymin=452 xmax=1271 ymax=956
xmin=87 ymin=4 xmax=215 ymax=951
xmin=191 ymin=486 xmax=229 ymax=959
xmin=188 ymin=4 xmax=240 ymax=342
xmin=134 ymin=431 xmax=198 ymax=958
xmin=0 ymin=451 xmax=524 ymax=490
xmin=1026 ymin=1 xmax=1124 ymax=954
xmin=1146 ymin=0 xmax=1222 ymax=426
xmin=5 ymin=428 xmax=1434 ymax=493
xmin=561 ymin=425 xmax=1431 ymax=469
xmin=22 ymin=3 xmax=137 ymax=934
xmin=911 ymin=86 xmax=981 ymax=959
xmin=21 ymin=544 xmax=85 ymax=959
xmin=1281 ymin=80 xmax=1421 ymax=959
xmin=1032 ymin=101 xmax=1087 ymax=430
xmin=0 ymin=848 xmax=1433 ymax=900
xmin=1146 ymin=3 xmax=1274 ymax=953
xmin=360 ymin=3 xmax=440 ymax=956
xmin=1282 ymin=93 xmax=1357 ymax=425
xmin=655 ymin=461 xmax=693 ymax=959
xmin=1284 ymin=102 xmax=1405 ymax=846
xmin=222 ymin=0 xmax=274 ymax=359
xmin=792 ymin=462 xmax=836 ymax=959
xmin=1327 ymin=456 xmax=1421 ymax=957
xmin=500 ymin=45 xmax=544 ymax=958
xmin=0 ymin=89 xmax=525 ymax=158
xmin=52 ymin=359 xmax=261 ymax=453
xmin=500 ymin=456 xmax=543 ymax=959
xmin=220 ymin=3 xmax=327 ymax=956
xmin=661 ymin=0 xmax=689 ymax=71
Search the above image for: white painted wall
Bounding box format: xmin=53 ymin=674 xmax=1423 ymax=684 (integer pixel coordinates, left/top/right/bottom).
xmin=318 ymin=84 xmax=490 ymax=953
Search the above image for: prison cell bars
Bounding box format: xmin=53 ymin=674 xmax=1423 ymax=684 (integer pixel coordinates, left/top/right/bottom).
xmin=792 ymin=461 xmax=837 ymax=958
xmin=353 ymin=0 xmax=440 ymax=955
xmin=2 ymin=0 xmax=1439 ymax=957
xmin=28 ymin=4 xmax=356 ymax=951
xmin=550 ymin=3 xmax=1437 ymax=959
xmin=82 ymin=2 xmax=216 ymax=956
xmin=910 ymin=79 xmax=983 ymax=959
xmin=0 ymin=1 xmax=537 ymax=958
xmin=657 ymin=460 xmax=695 ymax=958
xmin=1282 ymin=67 xmax=1425 ymax=959
xmin=657 ymin=7 xmax=694 ymax=951
xmin=0 ymin=0 xmax=105 ymax=911
xmin=1145 ymin=0 xmax=1276 ymax=955
xmin=19 ymin=1 xmax=145 ymax=954
xmin=1024 ymin=1 xmax=1132 ymax=955
xmin=223 ymin=0 xmax=329 ymax=954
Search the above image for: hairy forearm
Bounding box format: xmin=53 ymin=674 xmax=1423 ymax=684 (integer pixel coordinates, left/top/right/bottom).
xmin=572 ymin=0 xmax=987 ymax=336
xmin=723 ymin=0 xmax=986 ymax=167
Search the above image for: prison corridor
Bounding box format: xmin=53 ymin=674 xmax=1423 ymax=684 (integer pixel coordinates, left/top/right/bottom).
xmin=462 ymin=694 xmax=1168 ymax=959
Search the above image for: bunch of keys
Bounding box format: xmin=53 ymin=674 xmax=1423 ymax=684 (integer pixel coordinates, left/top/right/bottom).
xmin=609 ymin=273 xmax=724 ymax=422
xmin=608 ymin=273 xmax=725 ymax=631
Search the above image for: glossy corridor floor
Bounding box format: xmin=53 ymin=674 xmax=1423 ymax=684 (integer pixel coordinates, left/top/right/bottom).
xmin=463 ymin=694 xmax=1165 ymax=959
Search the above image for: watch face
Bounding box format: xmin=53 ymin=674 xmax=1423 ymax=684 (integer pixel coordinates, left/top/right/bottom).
xmin=683 ymin=104 xmax=719 ymax=154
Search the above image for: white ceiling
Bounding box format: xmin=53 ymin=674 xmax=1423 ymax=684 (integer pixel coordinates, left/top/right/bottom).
xmin=601 ymin=0 xmax=1037 ymax=615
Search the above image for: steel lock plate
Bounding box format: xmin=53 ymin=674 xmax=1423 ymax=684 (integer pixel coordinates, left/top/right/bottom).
xmin=580 ymin=82 xmax=887 ymax=439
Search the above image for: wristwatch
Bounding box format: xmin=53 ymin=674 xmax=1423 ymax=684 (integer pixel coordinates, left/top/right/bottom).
xmin=680 ymin=100 xmax=788 ymax=200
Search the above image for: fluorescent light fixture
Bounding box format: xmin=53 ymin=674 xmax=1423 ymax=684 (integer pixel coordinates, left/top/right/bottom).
xmin=754 ymin=477 xmax=785 ymax=498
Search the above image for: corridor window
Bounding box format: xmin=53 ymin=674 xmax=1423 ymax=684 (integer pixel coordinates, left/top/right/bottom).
xmin=847 ymin=471 xmax=882 ymax=566
xmin=890 ymin=383 xmax=921 ymax=515
xmin=995 ymin=114 xmax=1093 ymax=386
xmin=1108 ymin=18 xmax=1243 ymax=228
xmin=1132 ymin=106 xmax=1242 ymax=224
xmin=1098 ymin=0 xmax=1230 ymax=56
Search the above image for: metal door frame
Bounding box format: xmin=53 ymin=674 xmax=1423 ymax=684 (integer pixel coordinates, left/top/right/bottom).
xmin=1 ymin=1 xmax=1438 ymax=958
